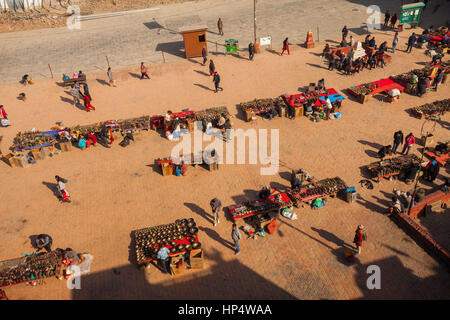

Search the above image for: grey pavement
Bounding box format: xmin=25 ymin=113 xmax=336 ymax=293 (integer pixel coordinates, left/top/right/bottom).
xmin=0 ymin=0 xmax=448 ymax=83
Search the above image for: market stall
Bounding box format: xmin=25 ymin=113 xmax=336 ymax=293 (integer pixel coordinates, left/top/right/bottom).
xmin=287 ymin=177 xmax=347 ymax=207
xmin=240 ymin=97 xmax=285 ymax=122
xmin=410 ymin=99 xmax=450 ymax=119
xmin=155 ymin=149 xmax=219 ymax=176
xmin=364 ymin=154 xmax=422 ymax=183
xmin=347 ymin=78 xmax=405 ymax=104
xmin=281 ymin=88 xmax=345 ymax=121
xmin=0 ymin=250 xmax=64 ymax=288
xmin=134 ymin=218 xmax=204 ymax=274
xmin=390 ymin=63 xmax=448 ymax=95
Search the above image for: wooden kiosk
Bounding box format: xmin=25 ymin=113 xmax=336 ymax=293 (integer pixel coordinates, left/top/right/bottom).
xmin=179 ymin=25 xmax=208 ymax=58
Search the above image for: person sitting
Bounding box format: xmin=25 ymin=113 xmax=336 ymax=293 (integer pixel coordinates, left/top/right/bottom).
xmin=316 ymin=78 xmax=325 ymax=90
xmin=290 ymin=176 xmax=302 ymax=190
xmin=378 ymin=41 xmax=387 ymax=53
xmin=87 ymin=133 xmax=97 ymax=146
xmin=21 ymin=74 xmax=33 ymax=85
xmin=62 ymin=74 xmax=70 ymax=81
xmin=78 ymin=70 xmax=84 ymax=78
xmin=73 ymin=72 xmax=78 ymax=79
xmin=119 ymin=130 xmax=135 ymax=147
xmin=258 ymin=186 xmax=271 ymax=200
xmin=364 ymin=34 xmax=371 ymax=45
xmin=378 ymin=145 xmax=392 ymax=160
xmin=417 ymin=77 xmax=427 ymax=96
xmin=78 ymin=136 xmax=86 ymax=149
xmin=266 ymin=107 xmax=279 ymax=120
xmin=35 ymin=234 xmax=53 ymax=253
xmin=369 ymin=37 xmax=376 ymax=47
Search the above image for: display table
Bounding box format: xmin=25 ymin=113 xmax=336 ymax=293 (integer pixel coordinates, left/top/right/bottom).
xmin=287 ymin=177 xmax=347 ymax=206
xmin=365 ymin=154 xmax=421 ymax=182
xmin=347 ymin=78 xmax=405 ymax=104
xmin=411 ymin=99 xmax=450 ymax=119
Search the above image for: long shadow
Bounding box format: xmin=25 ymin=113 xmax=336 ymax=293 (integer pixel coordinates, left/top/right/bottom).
xmin=266 ymin=49 xmax=280 ymax=55
xmin=55 ymin=82 xmax=66 ymax=87
xmin=194 ymin=83 xmax=214 ymax=91
xmin=60 ymin=96 xmax=85 ymax=111
xmin=184 ymin=202 xmax=213 ymax=224
xmin=72 ymin=247 xmax=297 ymax=299
xmin=146 ymin=163 xmax=160 ymax=175
xmin=270 ymin=181 xmax=288 ymax=192
xmin=231 ymin=189 xmax=259 ymax=205
xmin=198 ymin=226 xmax=234 ymax=251
xmin=155 ymin=41 xmax=185 ymax=58
xmin=306 ymin=63 xmax=329 ymax=70
xmin=194 ymin=70 xmax=210 ymax=77
xmin=187 ymin=58 xmax=202 ymax=65
xmin=357 ymin=139 xmax=383 ymax=150
xmin=310 ymin=227 xmax=354 ymax=249
xmin=277 ymin=218 xmax=333 ymax=250
xmin=128 ymin=231 xmax=137 ymax=266
xmin=308 ymin=52 xmax=323 ymax=57
xmin=96 ymin=79 xmax=109 ymax=86
xmin=356 ymin=195 xmax=387 ymax=215
xmin=372 ymin=195 xmax=391 ymax=208
xmin=365 ymin=149 xmax=379 ymax=158
xmin=129 ymin=72 xmax=141 ymax=79
xmin=234 ymin=104 xmax=247 ymax=122
xmin=42 ymin=181 xmax=59 ymax=199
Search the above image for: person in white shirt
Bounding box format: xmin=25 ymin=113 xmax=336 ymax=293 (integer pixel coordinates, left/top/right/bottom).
xmin=324 ymin=96 xmax=333 ymax=120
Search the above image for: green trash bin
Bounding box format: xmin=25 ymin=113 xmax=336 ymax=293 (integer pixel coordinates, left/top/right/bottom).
xmin=225 ymin=40 xmax=232 ymax=53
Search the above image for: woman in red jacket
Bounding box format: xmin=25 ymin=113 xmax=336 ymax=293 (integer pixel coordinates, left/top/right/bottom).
xmin=402 ymin=133 xmax=415 ymax=155
xmin=353 ymin=225 xmax=366 ymax=254
xmin=83 ymin=94 xmax=95 ymax=112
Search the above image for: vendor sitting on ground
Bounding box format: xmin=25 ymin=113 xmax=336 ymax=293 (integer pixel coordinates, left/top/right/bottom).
xmin=377 ymin=145 xmax=392 ymax=160
xmin=290 ymin=176 xmax=302 ymax=190
xmin=57 ymin=248 xmax=83 ymax=279
xmin=21 ymin=74 xmax=34 ymax=85
xmin=217 ymin=115 xmax=226 ymax=128
xmin=34 ymin=234 xmax=53 ymax=253
xmin=417 ymin=77 xmax=427 ymax=96
xmin=78 ymin=136 xmax=87 ymax=149
xmin=316 ymin=78 xmax=326 ymax=91
xmin=258 ymin=186 xmax=271 ymax=200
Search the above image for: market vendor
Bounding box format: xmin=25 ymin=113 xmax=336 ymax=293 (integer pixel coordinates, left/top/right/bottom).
xmin=217 ymin=115 xmax=226 ymax=128
xmin=417 ymin=77 xmax=427 ymax=97
xmin=423 ymin=157 xmax=440 ymax=182
xmin=324 ymin=96 xmax=333 ymax=120
xmin=316 ymin=78 xmax=325 ymax=90
xmin=157 ymin=246 xmax=170 ymax=274
xmin=377 ymin=145 xmax=392 ymax=160
xmin=57 ymin=248 xmax=83 ymax=279
xmin=34 ymin=234 xmax=53 ymax=253
xmin=258 ymin=186 xmax=271 ymax=200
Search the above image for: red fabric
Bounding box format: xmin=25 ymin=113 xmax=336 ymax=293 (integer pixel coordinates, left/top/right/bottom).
xmin=0 ymin=108 xmax=6 ymax=118
xmin=88 ymin=133 xmax=97 ymax=144
xmin=406 ymin=136 xmax=415 ymax=146
xmin=354 ymin=232 xmax=363 ymax=247
xmin=281 ymin=45 xmax=290 ymax=55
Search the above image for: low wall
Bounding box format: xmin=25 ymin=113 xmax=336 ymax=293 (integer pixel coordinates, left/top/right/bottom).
xmin=1 ymin=0 xmax=43 ymax=10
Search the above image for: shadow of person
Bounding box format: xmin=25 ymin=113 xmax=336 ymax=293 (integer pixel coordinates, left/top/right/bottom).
xmin=194 ymin=83 xmax=214 ymax=91
xmin=60 ymin=96 xmax=86 ymax=111
xmin=310 ymin=227 xmax=354 ymax=249
xmin=194 ymin=70 xmax=210 ymax=77
xmin=331 ymin=246 xmax=361 ymax=266
xmin=42 ymin=181 xmax=60 ymax=199
xmin=129 ymin=72 xmax=141 ymax=79
xmin=198 ymin=226 xmax=234 ymax=251
xmin=96 ymin=79 xmax=109 ymax=86
xmin=184 ymin=202 xmax=213 ymax=224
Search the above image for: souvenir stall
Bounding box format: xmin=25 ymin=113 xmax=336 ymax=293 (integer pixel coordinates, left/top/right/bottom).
xmin=155 ymin=149 xmax=219 ymax=176
xmin=411 ymin=99 xmax=450 ymax=119
xmin=364 ymin=154 xmax=422 ymax=183
xmin=11 ymin=130 xmax=57 ymax=151
xmin=0 ymin=250 xmax=64 ymax=287
xmin=195 ymin=106 xmax=231 ymax=124
xmin=425 ymin=141 xmax=449 ymax=166
xmin=347 ymin=78 xmax=405 ymax=104
xmin=134 ymin=218 xmax=204 ymax=274
xmin=240 ymin=97 xmax=285 ymax=122
xmin=281 ymin=88 xmax=345 ymax=121
xmin=150 ymin=110 xmax=196 ymax=140
xmin=287 ymin=177 xmax=348 ymax=207
xmin=390 ymin=63 xmax=448 ymax=95
xmin=226 ymin=189 xmax=293 ymax=237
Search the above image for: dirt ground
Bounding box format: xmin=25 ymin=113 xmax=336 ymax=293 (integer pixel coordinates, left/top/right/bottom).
xmin=0 ymin=0 xmax=194 ymax=33
xmin=0 ymin=28 xmax=449 ymax=300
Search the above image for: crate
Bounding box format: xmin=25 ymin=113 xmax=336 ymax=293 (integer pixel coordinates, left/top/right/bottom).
xmin=59 ymin=141 xmax=72 ymax=152
xmin=245 ymin=110 xmax=256 ymax=122
xmin=359 ymin=94 xmax=371 ymax=104
xmin=346 ymin=191 xmax=357 ymax=203
xmin=189 ymin=249 xmax=204 ymax=269
xmin=208 ymin=162 xmax=219 ymax=171
xmin=421 ymin=134 xmax=434 ymax=147
xmin=31 ymin=148 xmax=46 ymax=160
xmin=187 ymin=119 xmax=195 ymax=132
xmin=161 ymin=163 xmax=173 ymax=176
xmin=294 ymin=106 xmax=303 ymax=118
xmin=6 ymin=154 xmax=28 ymax=168
xmin=170 ymin=256 xmax=185 ymax=276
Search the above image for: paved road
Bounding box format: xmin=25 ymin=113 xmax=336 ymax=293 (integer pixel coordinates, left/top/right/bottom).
xmin=0 ymin=0 xmax=448 ymax=82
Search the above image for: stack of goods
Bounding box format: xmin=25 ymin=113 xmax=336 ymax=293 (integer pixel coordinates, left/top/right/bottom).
xmin=240 ymin=97 xmax=285 ymax=121
xmin=390 ymin=67 xmax=433 ymax=93
xmin=195 ymin=106 xmax=230 ymax=123
xmin=287 ymin=177 xmax=347 ymax=206
xmin=11 ymin=131 xmax=57 ymax=151
xmin=0 ymin=250 xmax=64 ymax=287
xmin=347 ymin=83 xmax=376 ymax=103
xmin=134 ymin=218 xmax=200 ymax=265
xmin=411 ymin=99 xmax=450 ymax=119
xmin=365 ymin=154 xmax=421 ymax=181
xmin=227 ymin=192 xmax=293 ymax=220
xmin=104 ymin=116 xmax=151 ymax=132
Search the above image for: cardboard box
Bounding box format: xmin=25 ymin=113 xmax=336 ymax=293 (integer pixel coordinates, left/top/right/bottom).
xmin=170 ymin=256 xmax=185 ymax=276
xmin=346 ymin=191 xmax=357 ymax=203
xmin=9 ymin=154 xmax=28 ymax=168
xmin=31 ymin=148 xmax=46 ymax=160
xmin=161 ymin=163 xmax=173 ymax=176
xmin=294 ymin=106 xmax=303 ymax=118
xmin=59 ymin=141 xmax=73 ymax=152
xmin=189 ymin=249 xmax=204 ymax=269
xmin=359 ymin=94 xmax=371 ymax=104
xmin=421 ymin=134 xmax=434 ymax=147
xmin=208 ymin=162 xmax=219 ymax=171
xmin=245 ymin=110 xmax=256 ymax=122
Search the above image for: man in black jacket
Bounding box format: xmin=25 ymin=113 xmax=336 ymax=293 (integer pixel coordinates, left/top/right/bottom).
xmin=342 ymin=26 xmax=348 ymax=42
xmin=406 ymin=33 xmax=417 ymax=53
xmin=248 ymin=42 xmax=254 ymax=61
xmin=34 ymin=234 xmax=53 ymax=252
xmin=210 ymin=198 xmax=222 ymax=226
xmin=392 ymin=130 xmax=404 ymax=154
xmin=213 ymin=72 xmax=223 ymax=93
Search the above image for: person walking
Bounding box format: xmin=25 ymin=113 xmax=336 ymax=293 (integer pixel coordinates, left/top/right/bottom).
xmin=392 ymin=130 xmax=404 ymax=154
xmin=402 ymin=133 xmax=415 ymax=155
xmin=434 ymin=69 xmax=444 ymax=91
xmin=392 ymin=31 xmax=399 ymax=53
xmin=70 ymin=85 xmax=82 ymax=106
xmin=406 ymin=33 xmax=417 ymax=53
xmin=55 ymin=175 xmax=70 ymax=202
xmin=217 ymin=17 xmax=223 ymax=36
xmin=390 ymin=13 xmax=398 ymax=29
xmin=353 ymin=225 xmax=367 ymax=255
xmin=281 ymin=37 xmax=290 ymax=55
xmin=202 ymin=46 xmax=207 ymax=65
xmin=328 ymin=54 xmax=335 ymax=71
xmin=35 ymin=234 xmax=53 ymax=253
xmin=213 ymin=72 xmax=223 ymax=93
xmin=209 ymin=59 xmax=216 ymax=76
xmin=342 ymin=26 xmax=348 ymax=42
xmin=210 ymin=198 xmax=222 ymax=226
xmin=83 ymin=83 xmax=92 ymax=101
xmin=140 ymin=62 xmax=150 ymax=79
xmin=83 ymin=94 xmax=95 ymax=112
xmin=107 ymin=67 xmax=116 ymax=87
xmin=157 ymin=246 xmax=171 ymax=273
xmin=231 ymin=223 xmax=241 ymax=255
xmin=248 ymin=42 xmax=254 ymax=61
xmin=384 ymin=10 xmax=391 ymax=28
xmin=0 ymin=105 xmax=10 ymax=127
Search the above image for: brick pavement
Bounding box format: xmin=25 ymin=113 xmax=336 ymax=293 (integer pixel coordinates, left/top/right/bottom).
xmin=1 ymin=0 xmax=449 ymax=83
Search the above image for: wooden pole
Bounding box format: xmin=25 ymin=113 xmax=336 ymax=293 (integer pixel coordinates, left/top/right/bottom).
xmin=161 ymin=51 xmax=166 ymax=63
xmin=48 ymin=64 xmax=54 ymax=79
xmin=253 ymin=0 xmax=257 ymax=44
xmin=216 ymin=41 xmax=218 ymax=53
xmin=106 ymin=56 xmax=110 ymax=68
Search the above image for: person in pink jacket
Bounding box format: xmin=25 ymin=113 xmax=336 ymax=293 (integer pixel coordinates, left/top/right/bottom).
xmin=402 ymin=132 xmax=415 ymax=155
